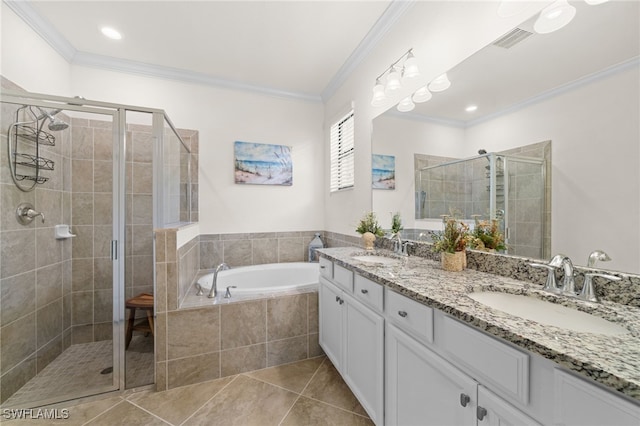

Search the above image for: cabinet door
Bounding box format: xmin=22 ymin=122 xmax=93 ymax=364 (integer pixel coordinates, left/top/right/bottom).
xmin=342 ymin=292 xmax=384 ymax=426
xmin=319 ymin=278 xmax=343 ymax=369
xmin=477 ymin=386 xmax=540 ymax=426
xmin=553 ymin=369 xmax=640 ymax=426
xmin=386 ymin=323 xmax=477 ymax=426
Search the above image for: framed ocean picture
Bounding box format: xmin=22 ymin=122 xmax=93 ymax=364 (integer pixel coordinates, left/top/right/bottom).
xmin=372 ymin=154 xmax=395 ymax=190
xmin=234 ymin=141 xmax=293 ymax=186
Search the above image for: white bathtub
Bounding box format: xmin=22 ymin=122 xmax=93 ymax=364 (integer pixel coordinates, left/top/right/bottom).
xmin=196 ymin=262 xmax=319 ymax=296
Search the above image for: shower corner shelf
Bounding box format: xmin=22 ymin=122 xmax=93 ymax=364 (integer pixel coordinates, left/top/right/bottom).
xmin=13 ymin=153 xmax=55 ymax=171
xmin=16 ymin=174 xmax=50 ymax=184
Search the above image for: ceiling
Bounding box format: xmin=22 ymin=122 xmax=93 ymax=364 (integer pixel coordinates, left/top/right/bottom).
xmin=403 ymin=0 xmax=640 ymax=125
xmin=7 ymin=0 xmax=405 ymax=101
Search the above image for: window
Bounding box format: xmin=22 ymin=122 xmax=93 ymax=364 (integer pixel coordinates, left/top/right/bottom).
xmin=330 ymin=110 xmax=355 ymax=192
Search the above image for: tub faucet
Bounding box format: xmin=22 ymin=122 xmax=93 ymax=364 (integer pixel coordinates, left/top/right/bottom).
xmin=549 ymin=254 xmax=576 ymax=295
xmin=587 ymin=250 xmax=611 ymax=268
xmin=208 ymin=263 xmax=230 ymax=298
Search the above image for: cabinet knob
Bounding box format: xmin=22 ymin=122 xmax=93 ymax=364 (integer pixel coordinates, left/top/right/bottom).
xmin=459 ymin=393 xmax=470 ymax=407
xmin=477 ymin=406 xmax=487 ymax=421
xmin=398 ymin=311 xmax=408 ymax=318
xmin=361 ymin=289 xmax=369 ymax=294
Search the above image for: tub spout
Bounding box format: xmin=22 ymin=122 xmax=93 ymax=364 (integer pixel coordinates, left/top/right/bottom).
xmin=208 ymin=263 xmax=230 ymax=298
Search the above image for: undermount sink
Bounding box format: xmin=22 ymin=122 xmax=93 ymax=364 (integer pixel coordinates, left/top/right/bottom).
xmin=468 ymin=291 xmax=629 ymax=336
xmin=351 ymin=255 xmax=402 ymax=265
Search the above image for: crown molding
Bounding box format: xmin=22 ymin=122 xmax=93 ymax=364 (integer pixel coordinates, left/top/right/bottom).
xmin=387 ymin=108 xmax=466 ymax=128
xmin=321 ymin=0 xmax=415 ymax=102
xmin=5 ymin=0 xmax=408 ymax=104
xmin=4 ymin=0 xmax=76 ymax=61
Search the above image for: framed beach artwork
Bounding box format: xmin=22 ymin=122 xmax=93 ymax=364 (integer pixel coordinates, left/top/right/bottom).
xmin=372 ymin=154 xmax=395 ymax=190
xmin=234 ymin=141 xmax=293 ymax=186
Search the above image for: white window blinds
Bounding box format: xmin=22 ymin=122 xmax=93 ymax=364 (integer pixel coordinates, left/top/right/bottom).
xmin=329 ymin=110 xmax=355 ymax=192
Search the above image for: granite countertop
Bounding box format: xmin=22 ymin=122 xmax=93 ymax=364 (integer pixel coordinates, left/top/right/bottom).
xmin=317 ymin=247 xmax=640 ymax=402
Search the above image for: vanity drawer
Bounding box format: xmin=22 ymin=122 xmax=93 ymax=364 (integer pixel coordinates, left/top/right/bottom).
xmin=319 ymin=257 xmax=333 ymax=280
xmin=441 ymin=315 xmax=529 ymax=405
xmin=354 ymin=274 xmax=383 ymax=313
xmin=385 ymin=288 xmax=433 ymax=344
xmin=333 ymin=264 xmax=353 ymax=292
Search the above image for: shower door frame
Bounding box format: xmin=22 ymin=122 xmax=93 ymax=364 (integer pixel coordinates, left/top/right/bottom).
xmin=0 ymin=90 xmax=182 ymax=406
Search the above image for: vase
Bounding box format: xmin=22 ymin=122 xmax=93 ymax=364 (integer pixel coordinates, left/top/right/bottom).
xmin=362 ymin=232 xmax=376 ymax=251
xmin=441 ymin=251 xmax=466 ymax=272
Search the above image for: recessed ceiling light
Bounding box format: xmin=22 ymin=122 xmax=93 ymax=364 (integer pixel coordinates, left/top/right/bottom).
xmin=465 ymin=105 xmax=478 ymax=112
xmin=101 ymin=26 xmax=122 ymax=40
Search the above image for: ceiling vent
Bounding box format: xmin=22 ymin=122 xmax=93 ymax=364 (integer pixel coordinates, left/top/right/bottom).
xmin=492 ymin=28 xmax=533 ymax=49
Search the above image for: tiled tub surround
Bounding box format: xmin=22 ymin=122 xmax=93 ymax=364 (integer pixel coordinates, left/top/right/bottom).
xmin=318 ymin=247 xmax=640 ymax=402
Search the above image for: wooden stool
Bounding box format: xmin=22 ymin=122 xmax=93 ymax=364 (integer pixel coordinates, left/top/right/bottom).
xmin=125 ymin=293 xmax=154 ymax=350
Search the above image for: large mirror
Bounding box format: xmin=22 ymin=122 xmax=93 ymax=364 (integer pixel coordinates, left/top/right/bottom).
xmin=372 ymin=0 xmax=639 ymax=273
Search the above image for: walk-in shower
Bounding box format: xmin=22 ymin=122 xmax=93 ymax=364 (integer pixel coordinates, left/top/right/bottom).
xmin=416 ymin=151 xmax=548 ymax=259
xmin=0 ymin=83 xmax=194 ymax=408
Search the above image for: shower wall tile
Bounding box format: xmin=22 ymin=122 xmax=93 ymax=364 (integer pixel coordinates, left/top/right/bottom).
xmin=132 ymin=194 xmax=152 ymax=225
xmin=72 ymin=226 xmax=93 ymax=259
xmin=253 ymin=238 xmax=278 ymax=265
xmin=223 ymin=239 xmax=253 ymax=267
xmin=1 ymin=184 xmax=35 ymax=232
xmin=36 ymin=228 xmax=62 ymax=268
xmin=132 ymin=163 xmax=153 ymax=194
xmin=1 ymin=229 xmax=36 ymax=279
xmin=72 ymin=258 xmax=94 ymax=292
xmin=72 ymin=291 xmax=93 ymax=325
xmin=0 ymin=356 xmax=36 ymax=404
xmin=133 ymin=255 xmax=154 ymax=289
xmin=93 ymin=322 xmax=112 ymax=341
xmin=93 ymin=225 xmax=112 ymax=258
xmin=72 ymin=193 xmax=94 ymax=225
xmin=93 ymin=160 xmax=113 ymax=193
xmin=94 ymin=289 xmax=113 ymax=323
xmin=278 ymin=238 xmax=304 ymax=263
xmin=1 ymin=312 xmax=36 ymax=374
xmin=93 ymin=193 xmax=112 ymax=225
xmin=36 ymin=300 xmax=63 ymax=349
xmin=71 ymin=324 xmax=93 ymax=344
xmin=71 ymin=126 xmax=94 ymax=160
xmin=36 ymin=335 xmax=62 ymax=373
xmin=36 ymin=263 xmax=63 ymax=308
xmin=132 ymin=132 xmax=153 ymax=163
xmin=71 ymin=160 xmax=93 ymax=193
xmin=36 ymin=188 xmax=63 ymax=227
xmin=0 ymin=271 xmax=35 ymax=325
xmin=93 ymin=128 xmax=113 ymax=161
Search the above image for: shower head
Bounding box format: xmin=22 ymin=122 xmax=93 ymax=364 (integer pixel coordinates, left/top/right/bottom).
xmin=478 ymin=149 xmax=487 ymax=155
xmin=36 ymin=107 xmax=69 ymax=131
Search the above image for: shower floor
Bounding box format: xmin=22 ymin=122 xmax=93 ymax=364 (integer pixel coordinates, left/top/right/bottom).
xmin=3 ymin=336 xmax=154 ymax=408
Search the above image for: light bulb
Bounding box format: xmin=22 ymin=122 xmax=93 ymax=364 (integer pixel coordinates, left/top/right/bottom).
xmin=397 ymin=96 xmax=415 ymax=112
xmin=412 ymin=86 xmax=432 ymax=103
xmin=385 ymin=66 xmax=402 ymax=95
xmin=584 ymin=0 xmax=609 ymax=4
xmin=428 ymin=73 xmax=451 ymax=92
xmin=402 ymin=53 xmax=420 ymax=79
xmin=371 ymin=79 xmax=386 ymax=107
xmin=101 ymin=26 xmax=122 ymax=40
xmin=533 ymin=0 xmax=576 ymax=34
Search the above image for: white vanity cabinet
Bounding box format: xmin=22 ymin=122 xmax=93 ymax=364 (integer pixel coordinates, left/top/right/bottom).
xmin=319 ymin=268 xmax=384 ymax=426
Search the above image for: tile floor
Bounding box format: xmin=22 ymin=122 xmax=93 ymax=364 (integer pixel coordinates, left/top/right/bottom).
xmin=3 ymin=335 xmax=154 ymax=408
xmin=2 ymin=356 xmax=372 ymax=425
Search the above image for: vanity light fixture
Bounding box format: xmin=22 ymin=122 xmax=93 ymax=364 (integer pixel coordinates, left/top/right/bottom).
xmin=101 ymin=26 xmax=122 ymax=40
xmin=533 ymin=0 xmax=576 ymax=34
xmin=412 ymin=86 xmax=432 ymax=103
xmin=397 ymin=96 xmax=415 ymax=112
xmin=428 ymin=73 xmax=451 ymax=92
xmin=370 ymin=48 xmax=420 ymax=106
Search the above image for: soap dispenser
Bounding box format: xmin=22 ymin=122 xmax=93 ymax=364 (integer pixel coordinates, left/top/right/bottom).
xmin=308 ymin=233 xmax=324 ymax=262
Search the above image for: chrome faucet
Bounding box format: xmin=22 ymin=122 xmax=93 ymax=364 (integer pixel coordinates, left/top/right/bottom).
xmin=587 ymin=250 xmax=611 ymax=268
xmin=208 ymin=263 xmax=230 ymax=298
xmin=387 ymin=232 xmax=403 ymax=254
xmin=580 ymin=272 xmax=621 ymax=302
xmin=549 ymin=254 xmax=577 ymax=295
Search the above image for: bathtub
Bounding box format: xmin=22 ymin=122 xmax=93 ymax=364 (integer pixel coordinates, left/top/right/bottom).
xmin=195 ymin=262 xmax=319 ymax=297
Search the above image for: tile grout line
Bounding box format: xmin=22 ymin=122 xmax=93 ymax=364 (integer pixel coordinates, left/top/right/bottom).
xmin=275 ymin=357 xmax=326 ymax=426
xmin=80 ymin=397 xmax=127 ymax=426
xmin=118 ymin=399 xmax=173 ymax=426
xmin=177 ymin=374 xmax=240 ymax=426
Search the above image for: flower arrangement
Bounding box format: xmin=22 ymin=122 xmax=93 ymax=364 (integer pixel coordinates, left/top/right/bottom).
xmin=390 ymin=212 xmax=403 ymax=234
xmin=355 ymin=211 xmax=385 ymax=237
xmin=431 ymin=217 xmax=471 ymax=254
xmin=470 ymin=218 xmax=506 ymax=252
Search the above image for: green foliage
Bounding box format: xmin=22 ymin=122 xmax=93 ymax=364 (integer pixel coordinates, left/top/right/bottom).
xmin=391 ymin=212 xmax=403 ymax=234
xmin=470 ymin=218 xmax=506 ymax=251
xmin=431 ymin=216 xmax=471 ymax=254
xmin=356 ymin=211 xmax=385 ymax=237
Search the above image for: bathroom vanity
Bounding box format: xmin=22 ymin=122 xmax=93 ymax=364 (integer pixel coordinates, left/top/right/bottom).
xmin=317 ymin=248 xmax=640 ymax=426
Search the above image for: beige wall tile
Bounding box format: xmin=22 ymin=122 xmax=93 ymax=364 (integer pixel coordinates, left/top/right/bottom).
xmin=308 ymin=334 xmax=324 ymax=358
xmin=71 ymin=126 xmax=93 ymax=160
xmin=72 ymin=159 xmax=93 ymax=193
xmin=167 ymin=352 xmax=220 ymax=389
xmin=1 ymin=313 xmax=36 ymax=374
xmin=36 ymin=263 xmax=63 ymax=308
xmin=308 ymin=292 xmax=318 ymax=334
xmin=73 ymin=258 xmax=94 ymax=292
xmin=1 ymin=183 xmax=35 ymax=232
xmin=154 ymin=231 xmax=166 ymax=263
xmin=267 ymin=335 xmax=308 ymax=367
xmin=253 ymin=238 xmax=278 ymax=265
xmin=36 ymin=228 xmax=62 ymax=268
xmin=1 ymin=229 xmax=36 ymax=279
xmin=93 ymin=193 xmax=112 ymax=225
xmin=0 ymin=356 xmax=36 ymax=404
xmin=221 ymin=300 xmax=266 ymax=349
xmin=72 ymin=192 xmax=94 ymax=225
xmin=72 ymin=225 xmax=93 ymax=259
xmin=94 ymin=258 xmax=112 ymax=290
xmin=168 ymin=307 xmax=219 ymax=359
xmin=1 ymin=271 xmax=35 ymax=325
xmin=36 ymin=335 xmax=62 ymax=373
xmin=220 ymin=343 xmax=266 ymax=377
xmin=132 ymin=163 xmax=152 ymax=194
xmin=36 ymin=300 xmax=63 ymax=349
xmin=72 ymin=291 xmax=93 ymax=325
xmin=223 ymin=239 xmax=252 ymax=267
xmin=71 ymin=324 xmax=94 ymax=344
xmin=267 ymin=294 xmax=308 ymax=341
xmin=93 ymin=160 xmax=113 ymax=193
xmin=278 ymin=238 xmax=304 ymax=263
xmin=94 ymin=289 xmax=113 ymax=323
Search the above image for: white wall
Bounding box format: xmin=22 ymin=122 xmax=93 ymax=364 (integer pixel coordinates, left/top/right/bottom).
xmin=323 ymin=1 xmax=547 ymax=236
xmin=465 ymin=66 xmax=640 ymax=273
xmin=0 ymin=4 xmax=71 ymax=95
xmin=372 ymin=115 xmax=465 ymax=230
xmin=69 ymin=67 xmax=325 ymax=234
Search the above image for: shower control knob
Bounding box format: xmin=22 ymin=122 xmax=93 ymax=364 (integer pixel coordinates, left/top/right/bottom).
xmin=16 ymin=202 xmax=45 ymax=225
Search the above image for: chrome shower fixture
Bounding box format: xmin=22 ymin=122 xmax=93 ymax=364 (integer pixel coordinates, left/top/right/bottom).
xmin=36 ymin=107 xmax=68 ymax=131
